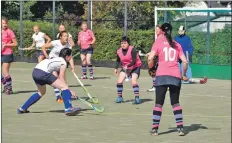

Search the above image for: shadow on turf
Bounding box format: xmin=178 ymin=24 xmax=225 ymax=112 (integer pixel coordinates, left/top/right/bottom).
xmin=158 ymin=124 xmax=213 ymax=136
xmin=124 ymin=98 xmax=154 ymax=104
xmin=69 ymin=84 xmax=92 ymax=88
xmin=93 ymin=77 xmax=111 ymax=80
xmin=13 ymin=90 xmax=38 ymax=94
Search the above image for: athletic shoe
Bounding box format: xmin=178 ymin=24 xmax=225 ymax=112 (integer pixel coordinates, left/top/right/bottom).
xmin=177 ymin=128 xmax=185 ymax=136
xmin=200 ymin=77 xmax=207 ymax=84
xmin=115 ymin=96 xmax=123 ymax=103
xmin=2 ymin=86 xmax=6 ymax=93
xmin=65 ymin=107 xmax=81 ymax=116
xmin=150 ymin=129 xmax=159 ymax=136
xmin=5 ymin=86 xmax=13 ymax=95
xmin=147 ymin=86 xmax=155 ymax=92
xmin=81 ymin=75 xmax=87 ymax=79
xmin=89 ymin=75 xmax=94 ymax=80
xmin=56 ymin=98 xmax=63 ymax=103
xmin=17 ymin=108 xmax=30 ymax=114
xmin=132 ymin=97 xmax=141 ymax=105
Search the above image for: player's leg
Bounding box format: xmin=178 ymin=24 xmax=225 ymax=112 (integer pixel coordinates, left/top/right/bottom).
xmin=147 ymin=55 xmax=157 ymax=92
xmin=86 ymin=49 xmax=94 ymax=79
xmin=169 ymin=85 xmax=185 ymax=136
xmin=150 ymin=85 xmax=168 ymax=136
xmin=17 ymin=84 xmax=46 ymax=113
xmin=2 ymin=54 xmax=14 ymax=94
xmin=52 ymin=71 xmax=62 ymax=102
xmin=131 ymin=67 xmax=141 ymax=104
xmin=115 ymin=70 xmax=126 ymax=103
xmin=37 ymin=51 xmax=46 ymax=63
xmin=80 ymin=51 xmax=87 ymax=79
xmin=147 ymin=76 xmax=156 ymax=92
xmin=51 ymin=78 xmax=80 ymax=116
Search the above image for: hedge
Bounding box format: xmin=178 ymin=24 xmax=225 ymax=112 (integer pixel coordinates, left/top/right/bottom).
xmin=8 ymin=20 xmax=231 ymax=65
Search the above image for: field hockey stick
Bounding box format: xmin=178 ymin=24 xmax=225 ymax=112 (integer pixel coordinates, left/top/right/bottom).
xmin=138 ymin=50 xmax=147 ymax=57
xmin=188 ymin=77 xmax=207 ymax=84
xmin=18 ymin=46 xmax=35 ymax=51
xmin=123 ymin=67 xmax=131 ymax=82
xmin=77 ymin=97 xmax=104 ymax=113
xmin=72 ymin=52 xmax=80 ymax=58
xmin=72 ymin=72 xmax=99 ymax=104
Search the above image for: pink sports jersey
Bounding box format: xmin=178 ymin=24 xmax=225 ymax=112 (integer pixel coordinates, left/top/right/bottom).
xmin=78 ymin=29 xmax=94 ymax=49
xmin=153 ymin=35 xmax=184 ymax=79
xmin=117 ymin=46 xmax=142 ymax=70
xmin=2 ymin=28 xmax=16 ymax=55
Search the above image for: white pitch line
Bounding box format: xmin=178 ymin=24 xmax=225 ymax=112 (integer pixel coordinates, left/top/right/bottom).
xmin=13 ymin=80 xmax=231 ymax=99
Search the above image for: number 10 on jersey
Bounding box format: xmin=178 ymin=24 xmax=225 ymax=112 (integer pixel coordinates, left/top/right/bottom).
xmin=163 ymin=47 xmax=176 ymax=62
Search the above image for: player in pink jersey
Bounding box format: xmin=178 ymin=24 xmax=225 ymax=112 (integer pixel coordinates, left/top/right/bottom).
xmin=147 ymin=25 xmax=163 ymax=92
xmin=146 ymin=23 xmax=189 ymax=136
xmin=114 ymin=36 xmax=142 ymax=104
xmin=1 ymin=17 xmax=18 ymax=95
xmin=77 ymin=22 xmax=96 ymax=80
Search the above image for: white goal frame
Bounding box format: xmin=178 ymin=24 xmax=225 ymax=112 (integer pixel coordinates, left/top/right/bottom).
xmin=154 ymin=7 xmax=232 ymax=39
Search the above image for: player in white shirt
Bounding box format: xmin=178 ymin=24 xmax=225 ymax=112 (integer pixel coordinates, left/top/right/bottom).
xmin=17 ymin=48 xmax=80 ymax=116
xmin=56 ymin=24 xmax=75 ymax=48
xmin=24 ymin=25 xmax=51 ymax=63
xmin=42 ymin=31 xmax=75 ymax=103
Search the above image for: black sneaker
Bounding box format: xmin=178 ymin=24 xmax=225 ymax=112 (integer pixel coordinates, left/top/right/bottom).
xmin=150 ymin=128 xmax=158 ymax=136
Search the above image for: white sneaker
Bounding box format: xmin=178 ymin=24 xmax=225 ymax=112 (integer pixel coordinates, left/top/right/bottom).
xmin=147 ymin=87 xmax=155 ymax=92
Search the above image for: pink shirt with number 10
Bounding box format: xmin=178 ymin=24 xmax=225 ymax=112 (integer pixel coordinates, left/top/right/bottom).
xmin=151 ymin=34 xmax=184 ymax=79
xmin=2 ymin=28 xmax=16 ymax=55
xmin=78 ymin=29 xmax=94 ymax=49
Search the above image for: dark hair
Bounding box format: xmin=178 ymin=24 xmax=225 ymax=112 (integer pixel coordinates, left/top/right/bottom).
xmin=161 ymin=22 xmax=176 ymax=49
xmin=58 ymin=31 xmax=68 ymax=39
xmin=120 ymin=36 xmax=130 ymax=45
xmin=59 ymin=48 xmax=72 ymax=59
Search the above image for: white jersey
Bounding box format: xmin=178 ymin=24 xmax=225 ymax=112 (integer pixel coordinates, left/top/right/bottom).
xmin=32 ymin=32 xmax=45 ymax=49
xmin=35 ymin=57 xmax=67 ymax=73
xmin=49 ymin=40 xmax=71 ymax=58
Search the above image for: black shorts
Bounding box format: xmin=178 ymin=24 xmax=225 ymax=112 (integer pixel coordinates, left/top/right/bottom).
xmin=121 ymin=66 xmax=141 ymax=78
xmin=80 ymin=46 xmax=93 ymax=55
xmin=1 ymin=54 xmax=14 ymax=63
xmin=35 ymin=50 xmax=50 ymax=58
xmin=32 ymin=68 xmax=57 ymax=86
xmin=155 ymin=75 xmax=181 ymax=87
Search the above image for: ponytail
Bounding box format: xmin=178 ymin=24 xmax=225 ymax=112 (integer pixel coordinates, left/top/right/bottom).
xmin=164 ymin=32 xmax=176 ymax=49
xmin=161 ymin=22 xmax=176 ymax=49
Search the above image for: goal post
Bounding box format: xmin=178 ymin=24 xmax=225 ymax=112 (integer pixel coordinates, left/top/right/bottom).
xmin=154 ymin=7 xmax=232 ymax=65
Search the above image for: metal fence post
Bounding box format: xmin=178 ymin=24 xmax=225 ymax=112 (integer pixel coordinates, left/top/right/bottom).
xmin=19 ymin=0 xmax=23 ymax=56
xmin=164 ymin=1 xmax=167 ymax=22
xmin=87 ymin=0 xmax=91 ymax=29
xmin=52 ymin=0 xmax=56 ymax=39
xmin=206 ymin=1 xmax=211 ymax=64
xmin=124 ymin=1 xmax=128 ymax=36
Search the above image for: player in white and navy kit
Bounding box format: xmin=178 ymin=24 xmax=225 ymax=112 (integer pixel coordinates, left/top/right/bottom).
xmin=25 ymin=25 xmax=51 ymax=63
xmin=56 ymin=24 xmax=75 ymax=47
xmin=42 ymin=31 xmax=75 ymax=103
xmin=17 ymin=48 xmax=80 ymax=116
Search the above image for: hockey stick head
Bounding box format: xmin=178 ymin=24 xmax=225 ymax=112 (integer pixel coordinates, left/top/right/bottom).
xmin=138 ymin=50 xmax=146 ymax=57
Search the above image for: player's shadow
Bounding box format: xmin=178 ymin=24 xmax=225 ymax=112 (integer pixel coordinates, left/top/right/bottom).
xmin=49 ymin=108 xmax=92 ymax=115
xmin=69 ymin=84 xmax=92 ymax=88
xmin=13 ymin=90 xmax=38 ymax=94
xmin=93 ymin=77 xmax=111 ymax=80
xmin=124 ymin=98 xmax=154 ymax=104
xmin=158 ymin=124 xmax=214 ymax=136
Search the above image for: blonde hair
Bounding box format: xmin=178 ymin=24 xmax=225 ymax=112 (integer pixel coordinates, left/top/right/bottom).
xmin=2 ymin=16 xmax=8 ymax=23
